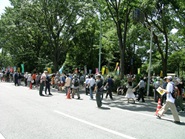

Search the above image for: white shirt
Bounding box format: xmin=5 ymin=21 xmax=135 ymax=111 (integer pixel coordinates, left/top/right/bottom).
xmin=65 ymin=77 xmax=71 ymax=87
xmin=89 ymin=77 xmax=95 ymax=87
xmin=166 ymin=81 xmax=175 ymax=103
xmin=138 ymin=80 xmax=145 ymax=88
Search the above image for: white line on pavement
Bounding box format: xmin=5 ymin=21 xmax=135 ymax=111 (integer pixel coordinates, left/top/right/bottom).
xmin=54 ymin=110 xmax=137 ymax=139
xmin=0 ymin=133 xmax=5 ymax=139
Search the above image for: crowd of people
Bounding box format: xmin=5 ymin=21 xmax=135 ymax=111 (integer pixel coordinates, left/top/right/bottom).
xmin=1 ymin=69 xmax=184 ymax=123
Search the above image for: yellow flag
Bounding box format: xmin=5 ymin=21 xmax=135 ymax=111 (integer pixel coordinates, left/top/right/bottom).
xmin=106 ymin=68 xmax=109 ymax=74
xmin=47 ymin=68 xmax=51 ymax=74
xmin=101 ymin=67 xmax=105 ymax=75
xmin=114 ymin=62 xmax=119 ymax=71
xmin=137 ymin=68 xmax=140 ymax=74
xmin=160 ymin=70 xmax=163 ymax=77
xmin=18 ymin=67 xmax=20 ymax=72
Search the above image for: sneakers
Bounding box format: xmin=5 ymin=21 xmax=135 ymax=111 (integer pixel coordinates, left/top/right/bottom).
xmin=174 ymin=121 xmax=181 ymax=124
xmin=156 ymin=114 xmax=161 ymax=119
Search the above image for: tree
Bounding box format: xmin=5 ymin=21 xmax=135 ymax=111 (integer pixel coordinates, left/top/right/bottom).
xmin=142 ymin=0 xmax=181 ymax=77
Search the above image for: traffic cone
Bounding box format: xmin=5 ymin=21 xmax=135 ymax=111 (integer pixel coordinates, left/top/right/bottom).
xmin=66 ymin=88 xmax=71 ymax=99
xmin=155 ymin=98 xmax=161 ymax=115
xmin=30 ymin=82 xmax=32 ymax=89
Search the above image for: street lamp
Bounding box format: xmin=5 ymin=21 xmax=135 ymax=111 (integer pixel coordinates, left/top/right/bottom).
xmin=96 ymin=2 xmax=102 ymax=72
xmin=93 ymin=0 xmax=102 ymax=72
xmin=147 ymin=27 xmax=153 ymax=96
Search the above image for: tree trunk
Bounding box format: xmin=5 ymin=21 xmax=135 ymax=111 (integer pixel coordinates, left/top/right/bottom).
xmin=117 ymin=22 xmax=124 ymax=79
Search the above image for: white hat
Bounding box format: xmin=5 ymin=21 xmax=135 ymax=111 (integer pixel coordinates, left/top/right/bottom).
xmin=166 ymin=76 xmax=172 ymax=80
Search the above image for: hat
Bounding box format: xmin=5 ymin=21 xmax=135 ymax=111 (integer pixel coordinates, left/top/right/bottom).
xmin=166 ymin=76 xmax=172 ymax=80
xmin=96 ymin=74 xmax=101 ymax=78
xmin=156 ymin=77 xmax=160 ymax=80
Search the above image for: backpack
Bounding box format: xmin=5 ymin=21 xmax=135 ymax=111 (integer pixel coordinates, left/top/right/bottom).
xmin=171 ymin=84 xmax=177 ymax=98
xmin=74 ymin=79 xmax=79 ymax=87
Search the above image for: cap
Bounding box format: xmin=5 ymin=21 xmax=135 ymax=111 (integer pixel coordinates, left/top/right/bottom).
xmin=166 ymin=76 xmax=172 ymax=80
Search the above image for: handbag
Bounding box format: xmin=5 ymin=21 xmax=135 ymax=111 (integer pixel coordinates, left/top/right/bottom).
xmin=99 ymin=86 xmax=104 ymax=92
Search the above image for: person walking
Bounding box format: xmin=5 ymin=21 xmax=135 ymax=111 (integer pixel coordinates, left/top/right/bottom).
xmin=157 ymin=76 xmax=181 ymax=124
xmin=161 ymin=77 xmax=167 ymax=106
xmin=24 ymin=72 xmax=28 ymax=86
xmin=95 ymin=75 xmax=104 ymax=107
xmin=39 ymin=71 xmax=47 ymax=96
xmin=88 ymin=74 xmax=96 ymax=99
xmin=125 ymin=81 xmax=135 ymax=103
xmin=14 ymin=72 xmax=19 ymax=86
xmin=175 ymin=78 xmax=184 ymax=112
xmin=45 ymin=71 xmax=52 ymax=96
xmin=153 ymin=77 xmax=161 ymax=102
xmin=84 ymin=75 xmax=90 ymax=95
xmin=105 ymin=76 xmax=114 ymax=100
xmin=134 ymin=77 xmax=146 ymax=102
xmin=71 ymin=75 xmax=80 ymax=99
xmin=65 ymin=74 xmax=71 ymax=95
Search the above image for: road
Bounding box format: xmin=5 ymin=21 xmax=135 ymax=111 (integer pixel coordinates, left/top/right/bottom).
xmin=0 ymin=82 xmax=185 ymax=139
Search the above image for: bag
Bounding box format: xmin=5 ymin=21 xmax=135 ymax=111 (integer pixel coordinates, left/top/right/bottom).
xmin=74 ymin=79 xmax=79 ymax=87
xmin=171 ymin=84 xmax=177 ymax=98
xmin=99 ymin=86 xmax=104 ymax=92
xmin=91 ymin=84 xmax=95 ymax=90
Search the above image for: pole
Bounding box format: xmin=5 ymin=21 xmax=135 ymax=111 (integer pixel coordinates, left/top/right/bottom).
xmin=98 ymin=3 xmax=102 ymax=72
xmin=147 ymin=27 xmax=153 ymax=96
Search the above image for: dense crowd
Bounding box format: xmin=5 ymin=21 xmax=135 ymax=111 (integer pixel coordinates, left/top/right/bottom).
xmin=0 ymin=69 xmax=184 ymax=123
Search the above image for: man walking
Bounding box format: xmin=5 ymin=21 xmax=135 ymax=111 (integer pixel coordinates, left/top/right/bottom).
xmin=72 ymin=75 xmax=80 ymax=99
xmin=157 ymin=76 xmax=180 ymax=124
xmin=88 ymin=74 xmax=95 ymax=99
xmin=45 ymin=71 xmax=52 ymax=96
xmin=39 ymin=71 xmax=47 ymax=96
xmin=134 ymin=77 xmax=146 ymax=102
xmin=65 ymin=74 xmax=71 ymax=95
xmin=95 ymin=75 xmax=103 ymax=107
xmin=105 ymin=76 xmax=114 ymax=100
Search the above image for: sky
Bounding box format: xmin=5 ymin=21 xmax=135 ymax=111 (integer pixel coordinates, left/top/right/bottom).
xmin=0 ymin=0 xmax=11 ymax=16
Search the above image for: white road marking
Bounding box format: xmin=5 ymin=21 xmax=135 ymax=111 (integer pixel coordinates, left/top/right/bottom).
xmin=0 ymin=133 xmax=5 ymax=139
xmin=54 ymin=110 xmax=137 ymax=139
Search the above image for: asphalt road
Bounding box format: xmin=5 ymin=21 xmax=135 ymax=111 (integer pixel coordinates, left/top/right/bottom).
xmin=0 ymin=82 xmax=185 ymax=139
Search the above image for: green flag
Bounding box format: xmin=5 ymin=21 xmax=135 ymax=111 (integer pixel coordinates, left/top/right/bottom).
xmin=21 ymin=64 xmax=24 ymax=73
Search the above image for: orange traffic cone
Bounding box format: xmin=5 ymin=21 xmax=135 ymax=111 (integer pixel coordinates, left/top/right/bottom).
xmin=155 ymin=98 xmax=161 ymax=115
xmin=30 ymin=82 xmax=32 ymax=89
xmin=67 ymin=88 xmax=71 ymax=99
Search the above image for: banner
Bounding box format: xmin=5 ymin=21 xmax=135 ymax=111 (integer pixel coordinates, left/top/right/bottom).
xmin=101 ymin=67 xmax=105 ymax=75
xmin=114 ymin=62 xmax=119 ymax=71
xmin=106 ymin=68 xmax=109 ymax=74
xmin=14 ymin=66 xmax=16 ymax=72
xmin=96 ymin=68 xmax=99 ymax=74
xmin=89 ymin=69 xmax=92 ymax=74
xmin=10 ymin=67 xmax=13 ymax=72
xmin=137 ymin=68 xmax=140 ymax=74
xmin=21 ymin=64 xmax=24 ymax=73
xmin=84 ymin=65 xmax=87 ymax=74
xmin=18 ymin=67 xmax=20 ymax=72
xmin=117 ymin=66 xmax=120 ymax=75
xmin=59 ymin=63 xmax=65 ymax=74
xmin=160 ymin=70 xmax=163 ymax=77
xmin=47 ymin=68 xmax=51 ymax=74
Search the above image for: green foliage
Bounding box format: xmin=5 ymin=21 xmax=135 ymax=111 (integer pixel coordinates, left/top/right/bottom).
xmin=0 ymin=0 xmax=184 ymax=78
